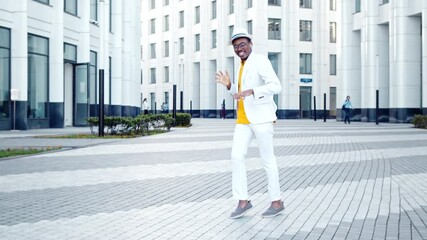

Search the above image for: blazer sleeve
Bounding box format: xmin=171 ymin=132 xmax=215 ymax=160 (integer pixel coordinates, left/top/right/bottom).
xmin=252 ymin=55 xmax=281 ymax=99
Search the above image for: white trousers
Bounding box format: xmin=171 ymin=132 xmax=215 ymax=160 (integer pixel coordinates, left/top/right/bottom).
xmin=231 ymin=122 xmax=281 ymax=201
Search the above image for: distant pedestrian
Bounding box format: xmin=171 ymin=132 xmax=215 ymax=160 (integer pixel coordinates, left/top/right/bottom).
xmin=142 ymin=98 xmax=149 ymax=115
xmin=342 ymin=95 xmax=353 ymax=124
xmin=221 ymin=99 xmax=226 ymax=119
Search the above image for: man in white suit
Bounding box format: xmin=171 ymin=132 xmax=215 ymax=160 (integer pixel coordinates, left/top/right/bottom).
xmin=216 ymin=28 xmax=284 ymax=218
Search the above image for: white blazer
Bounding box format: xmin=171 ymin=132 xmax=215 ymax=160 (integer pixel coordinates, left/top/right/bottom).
xmin=229 ymin=52 xmax=282 ymax=124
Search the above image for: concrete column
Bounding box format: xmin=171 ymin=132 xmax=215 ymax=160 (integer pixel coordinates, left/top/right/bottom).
xmin=49 ymin=0 xmax=65 ymax=127
xmin=360 ymin=0 xmax=379 ymax=121
xmin=313 ymin=1 xmax=330 ymax=111
xmin=389 ymin=0 xmax=421 ymax=122
xmin=50 ymin=0 xmax=64 ymax=103
xmin=423 ymin=9 xmax=427 ymax=114
xmin=78 ymin=1 xmax=90 ymax=63
xmin=121 ymin=0 xmax=132 ymax=110
xmin=283 ymin=0 xmax=299 ymax=115
xmin=339 ymin=0 xmax=361 ymax=112
xmin=111 ymin=0 xmax=122 ymax=114
xmin=11 ymin=1 xmax=28 ymax=100
xmin=11 ymin=1 xmax=28 ymax=129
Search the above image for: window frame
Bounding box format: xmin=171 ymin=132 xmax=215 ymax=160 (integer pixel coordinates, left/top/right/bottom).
xmin=0 ymin=27 xmax=11 ymax=119
xmin=268 ymin=18 xmax=281 ymax=40
xmin=300 ymin=20 xmax=312 ymax=41
xmin=299 ymin=53 xmax=312 ymax=74
xmin=64 ymin=0 xmax=77 ymax=16
xmin=27 ymin=33 xmax=50 ymax=119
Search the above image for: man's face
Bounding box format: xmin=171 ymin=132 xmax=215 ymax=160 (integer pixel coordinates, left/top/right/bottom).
xmin=232 ymin=38 xmax=252 ymax=61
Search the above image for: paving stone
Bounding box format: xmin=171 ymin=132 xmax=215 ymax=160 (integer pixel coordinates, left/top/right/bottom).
xmin=0 ymin=119 xmax=426 ymax=239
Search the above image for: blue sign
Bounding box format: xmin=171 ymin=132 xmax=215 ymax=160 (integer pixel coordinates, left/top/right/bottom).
xmin=300 ymin=78 xmax=312 ymax=83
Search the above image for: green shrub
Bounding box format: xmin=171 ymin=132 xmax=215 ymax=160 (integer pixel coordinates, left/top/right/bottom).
xmin=169 ymin=113 xmax=192 ymax=127
xmin=87 ymin=113 xmax=179 ymax=136
xmin=411 ymin=114 xmax=427 ymax=129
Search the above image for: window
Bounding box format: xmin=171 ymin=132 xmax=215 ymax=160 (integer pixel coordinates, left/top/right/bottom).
xmin=179 ymin=11 xmax=184 ymax=28
xmin=300 ymin=0 xmax=312 ymax=8
xmin=150 ymin=43 xmax=156 ymax=58
xmin=195 ymin=34 xmax=200 ymax=52
xmin=330 ymin=54 xmax=337 ymax=75
xmin=164 ymin=41 xmax=169 ymax=57
xmin=355 ymin=0 xmax=361 ymax=12
xmin=164 ymin=0 xmax=169 ymax=6
xmin=179 ymin=38 xmax=184 ymax=54
xmin=90 ymin=0 xmax=97 ymax=21
xmin=150 ymin=92 xmax=155 ymax=112
xmin=211 ymin=30 xmax=217 ymax=49
xmin=150 ymin=68 xmax=156 ymax=83
xmin=229 ymin=25 xmax=234 ymax=40
xmin=229 ymin=0 xmax=234 ymax=14
xmin=300 ymin=20 xmax=312 ymax=41
xmin=330 ymin=22 xmax=336 ymax=43
xmin=268 ymin=18 xmax=281 ymax=40
xmin=0 ymin=27 xmax=10 ymax=119
xmin=33 ymin=0 xmax=49 ymax=4
xmin=150 ymin=19 xmax=156 ymax=34
xmin=150 ymin=0 xmax=155 ymax=9
xmin=164 ymin=15 xmax=169 ymax=31
xmin=89 ymin=51 xmax=97 ymax=107
xmin=300 ymin=53 xmax=312 ymax=74
xmin=164 ymin=66 xmax=169 ymax=83
xmin=64 ymin=0 xmax=77 ymax=15
xmin=382 ymin=0 xmax=389 ymax=3
xmin=268 ymin=0 xmax=281 ymax=6
xmin=195 ymin=6 xmax=200 ymax=24
xmin=27 ymin=34 xmax=49 ymax=119
xmin=330 ymin=0 xmax=336 ymax=11
xmin=64 ymin=43 xmax=77 ymax=62
xmin=247 ymin=0 xmax=252 ymax=8
xmin=268 ymin=53 xmax=279 ymax=75
xmin=247 ymin=20 xmax=253 ymax=34
xmin=164 ymin=92 xmax=169 ymax=107
xmin=211 ymin=0 xmax=217 ymax=19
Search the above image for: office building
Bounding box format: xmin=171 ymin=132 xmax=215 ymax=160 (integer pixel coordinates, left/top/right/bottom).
xmin=0 ymin=0 xmax=141 ymax=130
xmin=141 ymin=0 xmax=338 ymax=119
xmin=339 ymin=0 xmax=426 ymax=122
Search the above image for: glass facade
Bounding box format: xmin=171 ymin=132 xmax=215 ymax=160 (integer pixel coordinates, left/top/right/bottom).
xmin=28 ymin=34 xmax=49 ymax=119
xmin=0 ymin=27 xmax=10 ymax=118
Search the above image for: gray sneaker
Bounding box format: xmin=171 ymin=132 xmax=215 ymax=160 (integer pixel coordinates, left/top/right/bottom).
xmin=229 ymin=201 xmax=253 ymax=219
xmin=261 ymin=202 xmax=285 ymax=218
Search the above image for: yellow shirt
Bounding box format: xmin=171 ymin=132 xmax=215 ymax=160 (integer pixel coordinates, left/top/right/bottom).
xmin=236 ymin=61 xmax=250 ymax=124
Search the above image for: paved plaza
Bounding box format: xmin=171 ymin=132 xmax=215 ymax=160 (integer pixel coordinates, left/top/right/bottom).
xmin=0 ymin=119 xmax=426 ymax=240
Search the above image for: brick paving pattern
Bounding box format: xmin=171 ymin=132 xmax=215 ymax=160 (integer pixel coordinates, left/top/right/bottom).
xmin=0 ymin=119 xmax=426 ymax=239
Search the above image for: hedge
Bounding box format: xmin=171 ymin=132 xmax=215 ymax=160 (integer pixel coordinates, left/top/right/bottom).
xmin=411 ymin=114 xmax=427 ymax=129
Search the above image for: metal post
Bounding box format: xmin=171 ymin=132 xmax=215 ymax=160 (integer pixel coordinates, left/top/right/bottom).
xmin=13 ymin=100 xmax=16 ymax=130
xmin=190 ymin=100 xmax=193 ymax=117
xmin=323 ymin=93 xmax=327 ymax=122
xmin=313 ymin=96 xmax=317 ymax=121
xmin=376 ymin=90 xmax=379 ymax=125
xmin=99 ymin=69 xmax=104 ymax=137
xmin=180 ymin=91 xmax=183 ymax=113
xmin=173 ymin=84 xmax=177 ymax=125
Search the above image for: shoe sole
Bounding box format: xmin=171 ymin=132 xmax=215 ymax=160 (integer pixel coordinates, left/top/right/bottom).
xmin=261 ymin=208 xmax=285 ymax=218
xmin=229 ymin=206 xmax=252 ymax=219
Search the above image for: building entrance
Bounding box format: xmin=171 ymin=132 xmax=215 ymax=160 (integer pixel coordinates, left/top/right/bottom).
xmin=300 ymin=86 xmax=312 ymax=119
